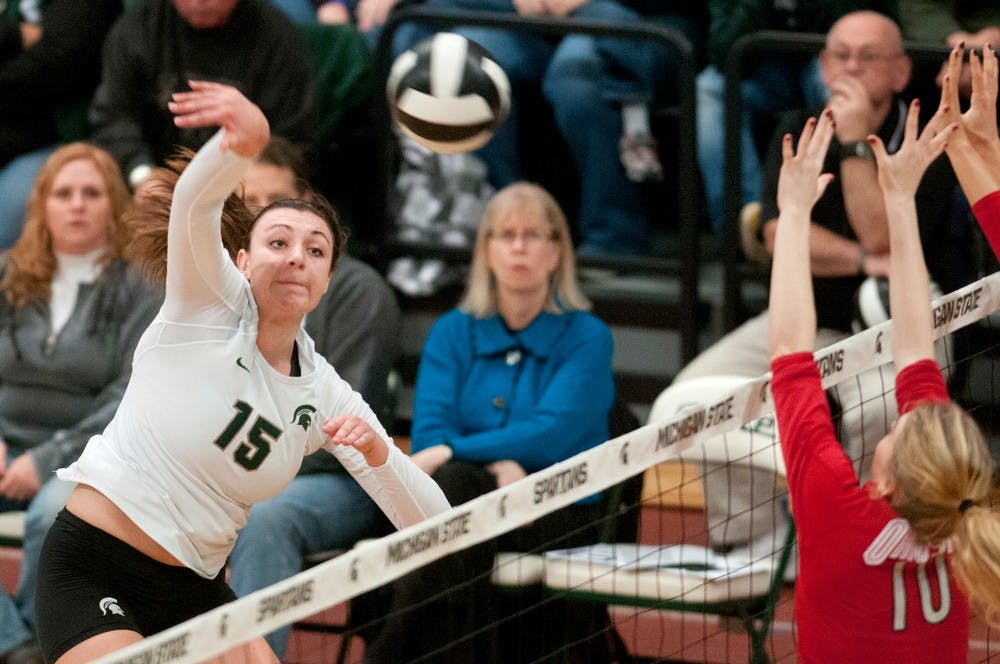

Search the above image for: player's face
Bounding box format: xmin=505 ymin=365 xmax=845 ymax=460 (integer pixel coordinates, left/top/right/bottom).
xmin=237 ymin=208 xmax=333 ymax=322
xmin=242 ymin=162 xmax=300 ymax=213
xmin=486 ymin=205 xmax=560 ymax=301
xmin=171 ymin=0 xmax=239 ymax=29
xmin=44 ymin=158 xmax=112 ymax=256
xmin=871 ymin=413 xmax=905 ymax=498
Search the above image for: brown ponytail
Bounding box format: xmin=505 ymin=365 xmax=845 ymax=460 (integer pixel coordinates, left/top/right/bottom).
xmin=125 ymin=148 xmax=253 ymax=287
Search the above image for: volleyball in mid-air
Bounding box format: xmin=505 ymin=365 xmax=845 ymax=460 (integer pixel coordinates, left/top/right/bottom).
xmin=851 ymin=276 xmax=943 ymax=333
xmin=851 ymin=276 xmax=892 ymax=334
xmin=386 ymin=32 xmax=511 ymax=154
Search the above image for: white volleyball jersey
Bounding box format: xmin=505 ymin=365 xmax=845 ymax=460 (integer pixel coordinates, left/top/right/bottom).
xmin=59 ymin=132 xmax=449 ymax=578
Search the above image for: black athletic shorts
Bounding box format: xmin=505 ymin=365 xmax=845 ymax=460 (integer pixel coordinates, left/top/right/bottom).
xmin=36 ymin=509 xmax=237 ymax=662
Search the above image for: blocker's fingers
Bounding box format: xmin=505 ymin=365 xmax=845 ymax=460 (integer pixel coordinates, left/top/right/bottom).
xmin=927 ymin=123 xmax=957 ymax=156
xmin=808 ymin=110 xmax=835 ymax=160
xmin=903 ymin=99 xmax=920 ymax=143
xmin=815 ymin=172 xmax=835 ymax=201
xmin=970 ymin=46 xmax=985 ymax=97
xmin=983 ymin=44 xmax=999 ymax=103
xmin=781 ymin=133 xmax=794 ymax=162
xmin=867 ymin=134 xmax=889 ymax=167
xmin=795 ymin=116 xmax=817 ymax=157
xmin=938 ymin=45 xmax=963 ymax=113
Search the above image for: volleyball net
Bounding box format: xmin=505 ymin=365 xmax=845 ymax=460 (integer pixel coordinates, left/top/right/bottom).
xmin=96 ymin=272 xmax=1000 ymax=664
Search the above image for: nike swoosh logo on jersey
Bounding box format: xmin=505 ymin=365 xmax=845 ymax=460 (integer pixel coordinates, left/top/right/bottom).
xmin=236 ymin=356 xmax=250 ymax=373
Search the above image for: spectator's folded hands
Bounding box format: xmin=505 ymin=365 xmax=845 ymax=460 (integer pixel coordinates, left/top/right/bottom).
xmin=513 ymin=0 xmax=546 ymax=16
xmin=486 ymin=460 xmax=527 ymax=488
xmin=0 ymin=453 xmax=40 ymax=501
xmin=541 ymin=0 xmax=588 ymax=17
xmin=826 ymin=75 xmax=873 ymax=140
xmin=409 ymin=444 xmax=452 ymax=476
xmin=355 ymin=0 xmax=397 ymax=32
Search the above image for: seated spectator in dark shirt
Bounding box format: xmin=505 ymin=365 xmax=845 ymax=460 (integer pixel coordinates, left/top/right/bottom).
xmin=0 ymin=0 xmax=122 ymax=249
xmin=656 ymin=10 xmax=962 ymax=571
xmin=90 ymin=0 xmax=316 ymax=196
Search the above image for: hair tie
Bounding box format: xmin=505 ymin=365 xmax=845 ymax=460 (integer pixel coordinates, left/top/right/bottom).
xmin=959 ymin=499 xmax=975 ymax=514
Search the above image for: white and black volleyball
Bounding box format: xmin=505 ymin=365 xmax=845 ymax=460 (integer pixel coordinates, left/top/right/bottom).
xmin=386 ymin=33 xmax=511 ymax=154
xmin=851 ymin=276 xmax=943 ymax=333
xmin=851 ymin=276 xmax=892 ymax=334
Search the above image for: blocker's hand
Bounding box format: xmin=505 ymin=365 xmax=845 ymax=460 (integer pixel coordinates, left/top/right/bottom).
xmin=168 ymin=81 xmax=269 ymax=158
xmin=869 ymin=99 xmax=954 ymax=201
xmin=776 ymin=110 xmax=836 ymax=218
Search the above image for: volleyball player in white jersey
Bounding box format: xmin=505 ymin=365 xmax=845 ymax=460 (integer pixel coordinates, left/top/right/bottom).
xmin=33 ymin=82 xmax=450 ymax=664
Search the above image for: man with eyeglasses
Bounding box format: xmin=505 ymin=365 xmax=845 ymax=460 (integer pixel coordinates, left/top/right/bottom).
xmin=696 ymin=1 xmax=898 ymax=234
xmin=662 ymin=10 xmax=965 ymax=575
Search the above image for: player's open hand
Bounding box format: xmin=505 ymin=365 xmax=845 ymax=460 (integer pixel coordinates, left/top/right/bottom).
xmin=962 ymin=45 xmax=999 ymax=151
xmin=168 ymin=81 xmax=269 ymax=158
xmin=776 ymin=110 xmax=836 ymax=217
xmin=323 ymin=415 xmax=388 ymax=467
xmin=932 ymin=45 xmax=999 ymax=153
xmin=869 ymin=99 xmax=954 ymax=201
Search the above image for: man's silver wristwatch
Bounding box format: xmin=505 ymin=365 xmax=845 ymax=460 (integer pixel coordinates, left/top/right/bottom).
xmin=839 ymin=140 xmax=875 ymax=161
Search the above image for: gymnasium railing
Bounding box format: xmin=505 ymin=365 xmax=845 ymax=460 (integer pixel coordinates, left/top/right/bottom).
xmin=720 ymin=31 xmax=951 ymax=333
xmin=373 ymin=7 xmax=704 ymax=369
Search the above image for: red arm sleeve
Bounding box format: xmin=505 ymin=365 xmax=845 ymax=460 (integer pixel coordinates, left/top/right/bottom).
xmin=895 ymin=359 xmax=949 ymax=414
xmin=771 ymin=352 xmax=842 ymax=498
xmin=972 ymin=189 xmax=1000 ymax=261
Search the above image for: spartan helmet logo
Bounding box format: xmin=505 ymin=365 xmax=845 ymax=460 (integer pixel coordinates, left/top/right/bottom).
xmin=292 ymin=405 xmax=318 ymax=431
xmin=99 ymin=597 xmax=125 ymax=617
xmin=742 ymin=414 xmax=775 ymax=437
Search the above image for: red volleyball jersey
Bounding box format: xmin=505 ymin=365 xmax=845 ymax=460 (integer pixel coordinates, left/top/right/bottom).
xmin=772 ymin=352 xmax=968 ymax=663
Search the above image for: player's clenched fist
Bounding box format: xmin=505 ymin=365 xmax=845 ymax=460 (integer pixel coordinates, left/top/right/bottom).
xmin=323 ymin=414 xmax=389 ymax=467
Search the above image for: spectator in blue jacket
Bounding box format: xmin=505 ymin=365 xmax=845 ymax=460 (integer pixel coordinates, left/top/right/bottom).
xmin=364 ymin=181 xmax=616 ymax=663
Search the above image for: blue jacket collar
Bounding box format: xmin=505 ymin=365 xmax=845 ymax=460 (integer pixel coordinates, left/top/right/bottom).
xmin=472 ymin=311 xmax=570 ymax=358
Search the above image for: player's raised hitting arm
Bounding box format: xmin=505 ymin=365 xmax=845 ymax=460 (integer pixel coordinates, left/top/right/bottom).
xmin=768 ymin=110 xmax=836 ymax=361
xmin=161 ymin=81 xmax=269 ymax=319
xmin=868 ymin=100 xmax=954 ymax=370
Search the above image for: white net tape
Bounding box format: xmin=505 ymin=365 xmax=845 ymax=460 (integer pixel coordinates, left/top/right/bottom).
xmin=96 ymin=271 xmax=1000 ymax=664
